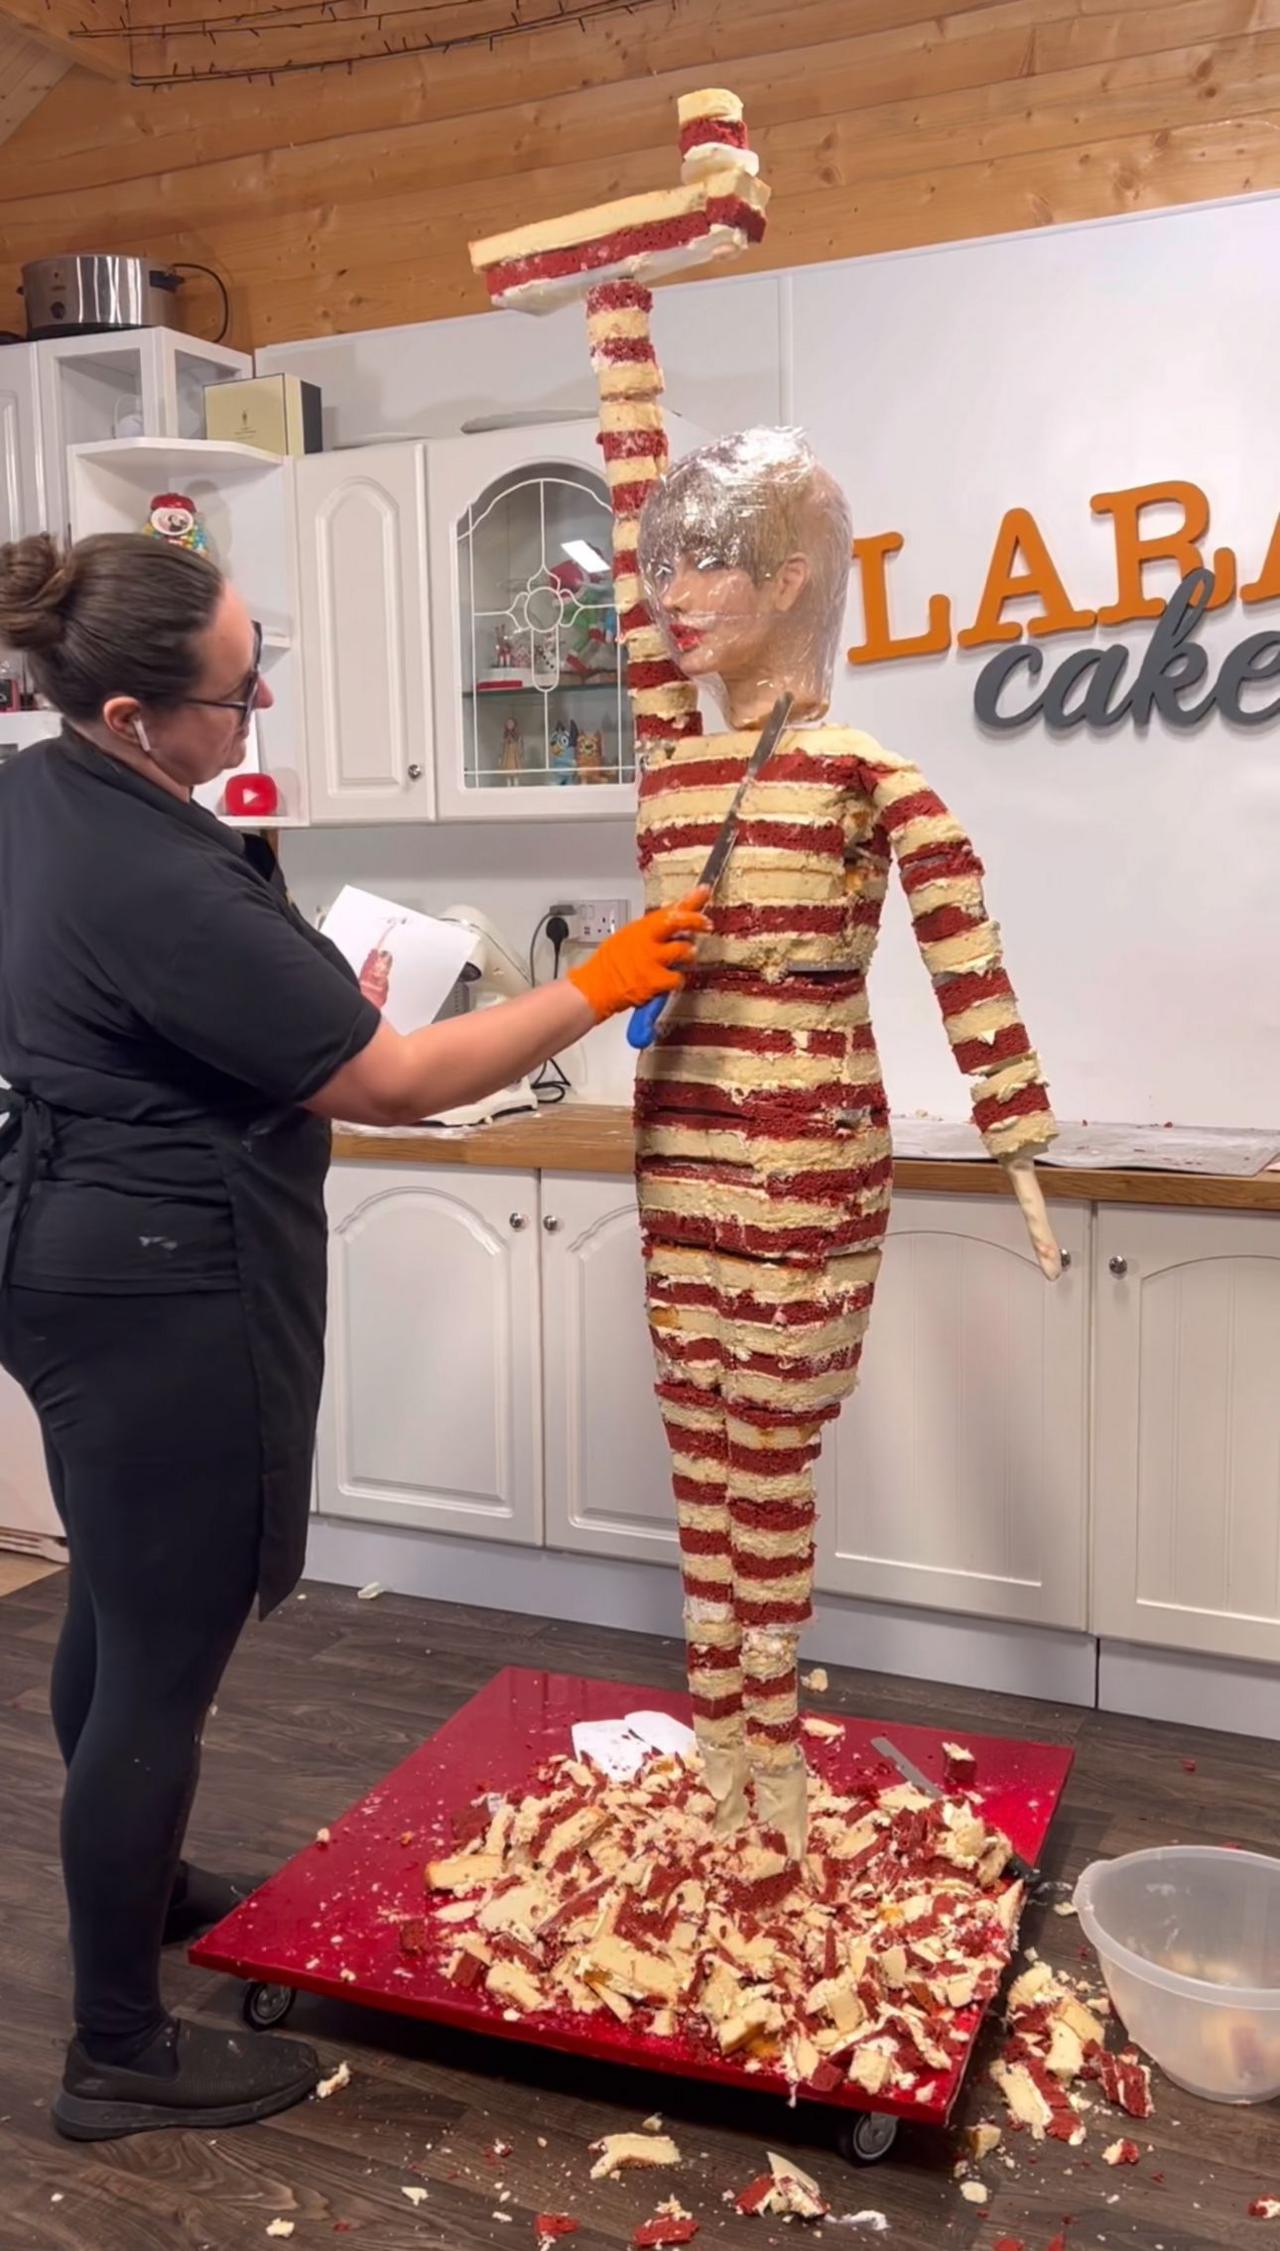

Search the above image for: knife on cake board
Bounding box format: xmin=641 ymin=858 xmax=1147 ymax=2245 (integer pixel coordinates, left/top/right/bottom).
xmin=871 ymin=1734 xmax=1041 ymax=1887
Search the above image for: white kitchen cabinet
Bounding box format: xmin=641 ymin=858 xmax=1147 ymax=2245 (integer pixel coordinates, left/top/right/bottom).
xmin=1093 ymin=1205 xmax=1280 ymax=1663
xmin=296 ymin=443 xmax=434 ymax=823
xmin=318 ymin=1164 xmax=542 ymax=1542
xmin=429 ymin=419 xmax=636 ymax=821
xmin=817 ymin=1192 xmax=1091 ymax=1629
xmin=38 ymin=329 xmax=249 ymax=542
xmin=429 ymin=413 xmax=707 ymax=822
xmin=540 ymin=1174 xmax=676 ymax=1563
xmin=0 ymin=343 xmax=44 ymax=545
xmin=0 ymin=1361 xmax=60 ymax=1545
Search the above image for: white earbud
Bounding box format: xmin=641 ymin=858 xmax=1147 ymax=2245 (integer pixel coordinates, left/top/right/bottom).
xmin=133 ymin=716 xmax=154 ymax=759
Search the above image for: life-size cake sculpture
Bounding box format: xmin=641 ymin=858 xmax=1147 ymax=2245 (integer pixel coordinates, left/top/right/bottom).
xmin=473 ymin=92 xmax=1061 ymax=1858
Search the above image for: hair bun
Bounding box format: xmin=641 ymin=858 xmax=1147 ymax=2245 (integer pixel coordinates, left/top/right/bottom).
xmin=0 ymin=532 xmax=78 ymax=654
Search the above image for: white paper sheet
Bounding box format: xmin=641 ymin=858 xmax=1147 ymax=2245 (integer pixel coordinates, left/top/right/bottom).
xmin=570 ymin=1710 xmax=699 ymax=1777
xmin=570 ymin=1720 xmax=649 ymax=1781
xmin=320 ymin=886 xmax=473 ymax=1036
xmin=624 ymin=1711 xmax=699 ymax=1759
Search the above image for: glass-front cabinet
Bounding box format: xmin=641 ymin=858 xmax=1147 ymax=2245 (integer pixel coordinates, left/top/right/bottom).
xmin=295 ymin=416 xmax=702 ymax=825
xmin=431 ymin=416 xmax=700 ymax=824
xmin=458 ymin=460 xmax=633 ymax=798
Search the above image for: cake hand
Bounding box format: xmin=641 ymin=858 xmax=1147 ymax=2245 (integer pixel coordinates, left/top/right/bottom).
xmin=1001 ymin=1154 xmax=1063 ymax=1282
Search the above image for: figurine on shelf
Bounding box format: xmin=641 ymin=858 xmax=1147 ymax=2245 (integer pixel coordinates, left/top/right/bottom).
xmin=551 ymin=560 xmax=617 ymax=681
xmin=549 ymin=719 xmax=579 ymax=784
xmin=143 ymin=492 xmax=209 ymax=555
xmin=493 ymin=625 xmax=517 ymax=672
xmin=574 ymin=728 xmax=610 ymax=783
xmin=499 ymin=715 xmax=525 ymax=787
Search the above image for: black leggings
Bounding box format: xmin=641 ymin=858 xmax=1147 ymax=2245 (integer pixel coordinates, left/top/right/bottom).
xmin=0 ymin=1285 xmax=263 ymax=2052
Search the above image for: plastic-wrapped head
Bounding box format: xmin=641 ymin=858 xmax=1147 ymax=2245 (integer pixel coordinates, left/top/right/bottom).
xmin=637 ymin=428 xmax=852 ymax=728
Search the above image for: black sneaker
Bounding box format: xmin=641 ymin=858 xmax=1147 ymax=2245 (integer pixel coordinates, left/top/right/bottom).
xmin=52 ymin=2019 xmax=321 ymax=2142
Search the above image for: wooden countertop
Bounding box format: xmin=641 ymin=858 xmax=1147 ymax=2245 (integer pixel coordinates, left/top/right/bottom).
xmin=332 ymin=1105 xmax=1280 ymax=1214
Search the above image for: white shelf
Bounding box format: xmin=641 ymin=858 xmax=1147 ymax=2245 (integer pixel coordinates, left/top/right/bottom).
xmin=69 ymin=438 xmax=284 ymax=482
xmin=220 ymin=813 xmax=309 ymax=831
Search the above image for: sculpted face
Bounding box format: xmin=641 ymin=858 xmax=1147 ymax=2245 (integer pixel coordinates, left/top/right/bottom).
xmin=638 ymin=429 xmax=852 ymax=729
xmin=649 ymin=550 xmax=810 ymax=719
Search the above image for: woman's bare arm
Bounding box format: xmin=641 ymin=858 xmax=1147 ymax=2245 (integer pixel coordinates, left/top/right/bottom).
xmin=306 ymin=888 xmax=711 ymax=1128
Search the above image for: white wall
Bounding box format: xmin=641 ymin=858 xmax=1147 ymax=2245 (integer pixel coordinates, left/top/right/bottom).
xmin=269 ymin=199 xmax=1280 ymax=1128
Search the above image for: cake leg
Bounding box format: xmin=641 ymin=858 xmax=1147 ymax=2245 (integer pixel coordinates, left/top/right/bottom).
xmin=655 ymin=1352 xmax=750 ymax=1829
xmin=726 ymin=1397 xmax=821 ymax=1861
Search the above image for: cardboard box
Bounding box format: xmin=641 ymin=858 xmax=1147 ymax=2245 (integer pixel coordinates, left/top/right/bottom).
xmin=204 ymin=373 xmax=323 ymax=455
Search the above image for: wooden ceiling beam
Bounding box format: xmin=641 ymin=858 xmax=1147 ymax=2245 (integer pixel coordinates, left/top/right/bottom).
xmin=1 ymin=0 xmax=690 ymax=86
xmin=0 ymin=0 xmax=130 ymax=77
xmin=0 ymin=23 xmax=66 ymax=147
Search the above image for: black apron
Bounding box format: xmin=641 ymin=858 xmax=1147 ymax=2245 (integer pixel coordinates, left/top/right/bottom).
xmin=0 ymin=739 xmax=362 ymax=1616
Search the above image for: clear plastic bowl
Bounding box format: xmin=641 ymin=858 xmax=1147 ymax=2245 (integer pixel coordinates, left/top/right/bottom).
xmin=1074 ymin=1847 xmax=1280 ymax=2103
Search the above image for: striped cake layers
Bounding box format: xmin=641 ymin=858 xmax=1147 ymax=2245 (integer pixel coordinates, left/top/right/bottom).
xmin=670 ymin=1378 xmax=828 ymax=1836
xmin=470 ymin=171 xmax=769 ymax=313
xmin=587 ymin=292 xmax=664 ymax=400
xmin=642 ymin=1128 xmax=888 ymax=1237
xmin=655 ymin=1313 xmax=868 ymax=1417
xmin=743 ymin=1626 xmax=805 ymax=1764
xmin=635 ymin=725 xmax=1054 ymax=1155
xmin=677 ymin=88 xmax=761 ymax=182
xmin=637 ymin=727 xmax=886 ymax=971
xmin=581 ymin=279 xmax=702 ymax=764
xmin=637 ymin=1159 xmax=891 ymax=1268
xmin=646 ymin=1237 xmax=881 ymax=1363
xmin=675 ymin=1408 xmax=822 ymax=1777
xmin=850 ymin=740 xmax=1055 ymax=1159
xmin=677 ymin=1505 xmax=814 ymax=1606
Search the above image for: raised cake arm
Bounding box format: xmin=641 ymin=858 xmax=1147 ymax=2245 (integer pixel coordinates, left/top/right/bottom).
xmin=470 ymin=91 xmax=768 ymax=767
xmin=853 ymin=740 xmax=1061 ymax=1279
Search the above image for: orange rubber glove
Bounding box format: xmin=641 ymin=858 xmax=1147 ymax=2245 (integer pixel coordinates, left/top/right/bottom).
xmin=567 ymin=888 xmax=712 ymax=1023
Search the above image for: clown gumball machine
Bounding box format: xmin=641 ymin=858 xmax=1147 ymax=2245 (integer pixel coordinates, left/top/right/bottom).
xmin=471 ymin=89 xmax=1061 ymax=1863
xmin=143 ymin=492 xmax=209 ymax=555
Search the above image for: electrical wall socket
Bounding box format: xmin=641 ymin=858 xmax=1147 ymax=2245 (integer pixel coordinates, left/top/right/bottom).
xmin=548 ymin=898 xmax=630 ymax=946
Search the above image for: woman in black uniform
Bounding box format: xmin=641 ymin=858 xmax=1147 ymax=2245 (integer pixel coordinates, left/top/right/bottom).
xmin=0 ymin=531 xmax=708 ymax=2144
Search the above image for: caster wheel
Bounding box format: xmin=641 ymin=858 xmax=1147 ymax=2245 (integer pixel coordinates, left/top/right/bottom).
xmin=838 ymin=2111 xmax=899 ymax=2164
xmin=242 ymin=1982 xmax=296 ymax=2030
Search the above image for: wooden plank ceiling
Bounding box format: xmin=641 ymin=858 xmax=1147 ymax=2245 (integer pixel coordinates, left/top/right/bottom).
xmin=0 ymin=0 xmax=1276 ymax=350
xmin=0 ymin=19 xmax=64 ymax=161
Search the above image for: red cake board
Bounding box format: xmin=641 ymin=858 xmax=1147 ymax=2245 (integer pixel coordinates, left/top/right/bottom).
xmin=191 ymin=1666 xmax=1073 ymax=2130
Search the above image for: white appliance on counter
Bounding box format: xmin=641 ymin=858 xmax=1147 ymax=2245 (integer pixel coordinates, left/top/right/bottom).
xmin=428 ymin=903 xmax=540 ymax=1130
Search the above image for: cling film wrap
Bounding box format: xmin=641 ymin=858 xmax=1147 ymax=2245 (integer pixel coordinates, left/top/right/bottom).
xmin=637 ymin=428 xmax=853 ymax=731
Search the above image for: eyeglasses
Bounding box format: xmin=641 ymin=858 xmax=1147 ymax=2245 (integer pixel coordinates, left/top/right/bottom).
xmin=181 ymin=620 xmax=263 ymax=727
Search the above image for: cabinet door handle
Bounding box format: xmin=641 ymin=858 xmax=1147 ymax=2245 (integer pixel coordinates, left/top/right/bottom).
xmin=407 ymin=763 xmax=423 ymax=781
xmin=509 ymin=1212 xmax=528 ymax=1231
xmin=1109 ymin=1254 xmax=1128 ymax=1277
xmin=543 ymin=1214 xmax=562 ymax=1232
xmin=1059 ymin=1248 xmax=1072 ymax=1270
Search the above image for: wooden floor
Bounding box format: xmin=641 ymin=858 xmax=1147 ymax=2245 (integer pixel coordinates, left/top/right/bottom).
xmin=2 ymin=1572 xmax=1277 ymax=2251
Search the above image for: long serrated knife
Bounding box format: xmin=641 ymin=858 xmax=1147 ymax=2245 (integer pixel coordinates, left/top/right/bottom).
xmin=626 ymin=690 xmax=795 ymax=1052
xmin=872 ymin=1734 xmax=1041 ymax=1886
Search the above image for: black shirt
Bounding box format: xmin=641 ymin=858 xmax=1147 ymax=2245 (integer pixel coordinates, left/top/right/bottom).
xmin=0 ymin=729 xmax=379 ymax=1293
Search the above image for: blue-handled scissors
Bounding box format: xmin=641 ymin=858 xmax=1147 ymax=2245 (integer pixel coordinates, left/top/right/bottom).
xmin=626 ymin=691 xmax=794 ymax=1053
